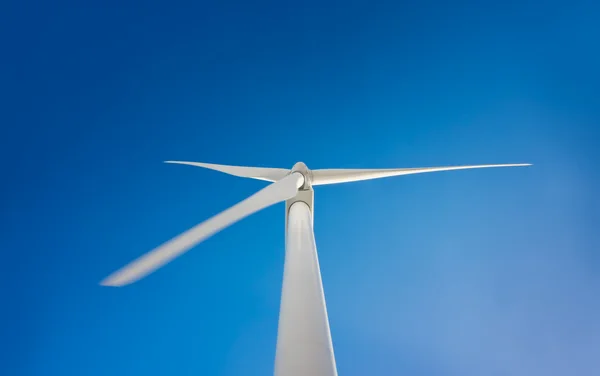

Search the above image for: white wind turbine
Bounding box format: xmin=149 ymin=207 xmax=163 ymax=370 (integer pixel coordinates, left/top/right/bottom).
xmin=101 ymin=160 xmax=531 ymax=376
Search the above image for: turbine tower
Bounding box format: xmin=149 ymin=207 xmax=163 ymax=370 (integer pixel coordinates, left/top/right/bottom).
xmin=101 ymin=160 xmax=531 ymax=376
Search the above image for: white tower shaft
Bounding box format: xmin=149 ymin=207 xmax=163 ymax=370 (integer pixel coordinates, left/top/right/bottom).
xmin=274 ymin=201 xmax=337 ymax=376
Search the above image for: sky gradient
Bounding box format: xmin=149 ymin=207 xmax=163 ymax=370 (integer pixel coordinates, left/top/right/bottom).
xmin=2 ymin=0 xmax=599 ymax=375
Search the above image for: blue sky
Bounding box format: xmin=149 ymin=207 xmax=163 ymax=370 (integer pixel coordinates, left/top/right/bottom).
xmin=1 ymin=0 xmax=599 ymax=375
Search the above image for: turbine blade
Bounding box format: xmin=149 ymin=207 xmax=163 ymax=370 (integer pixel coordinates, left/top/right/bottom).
xmin=165 ymin=161 xmax=289 ymax=182
xmin=311 ymin=163 xmax=532 ymax=185
xmin=100 ymin=172 xmax=304 ymax=287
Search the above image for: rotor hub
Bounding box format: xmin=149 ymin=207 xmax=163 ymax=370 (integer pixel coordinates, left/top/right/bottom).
xmin=291 ymin=162 xmax=312 ymax=189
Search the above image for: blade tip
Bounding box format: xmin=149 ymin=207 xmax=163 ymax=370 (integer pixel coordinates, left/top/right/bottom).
xmin=99 ymin=275 xmax=130 ymax=287
xmin=502 ymin=163 xmax=532 ymax=167
xmin=99 ymin=280 xmax=118 ymax=287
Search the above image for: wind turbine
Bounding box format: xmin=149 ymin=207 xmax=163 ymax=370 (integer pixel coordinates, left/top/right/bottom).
xmin=101 ymin=160 xmax=531 ymax=376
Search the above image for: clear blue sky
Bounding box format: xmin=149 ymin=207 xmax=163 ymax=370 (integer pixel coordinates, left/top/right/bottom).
xmin=2 ymin=0 xmax=599 ymax=375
